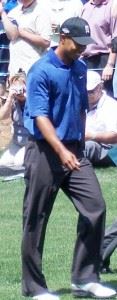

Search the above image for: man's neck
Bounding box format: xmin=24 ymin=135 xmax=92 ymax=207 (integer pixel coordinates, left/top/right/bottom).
xmin=55 ymin=47 xmax=73 ymax=66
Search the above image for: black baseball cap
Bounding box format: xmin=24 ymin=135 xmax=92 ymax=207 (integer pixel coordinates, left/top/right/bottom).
xmin=60 ymin=17 xmax=95 ymax=46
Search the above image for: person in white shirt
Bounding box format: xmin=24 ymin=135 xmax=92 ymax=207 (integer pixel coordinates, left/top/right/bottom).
xmin=0 ymin=0 xmax=51 ymax=75
xmin=49 ymin=0 xmax=83 ymax=46
xmin=85 ymin=70 xmax=117 ymax=166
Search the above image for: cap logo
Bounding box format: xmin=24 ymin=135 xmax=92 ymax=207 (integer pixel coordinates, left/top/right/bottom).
xmin=62 ymin=27 xmax=70 ymax=34
xmin=85 ymin=25 xmax=90 ymax=34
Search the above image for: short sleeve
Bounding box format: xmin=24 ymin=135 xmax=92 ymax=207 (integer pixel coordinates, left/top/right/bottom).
xmin=26 ymin=67 xmax=50 ymax=118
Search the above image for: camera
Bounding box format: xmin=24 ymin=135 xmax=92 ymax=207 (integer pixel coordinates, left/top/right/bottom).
xmin=15 ymin=86 xmax=24 ymax=95
xmin=53 ymin=24 xmax=60 ymax=34
xmin=9 ymin=84 xmax=24 ymax=95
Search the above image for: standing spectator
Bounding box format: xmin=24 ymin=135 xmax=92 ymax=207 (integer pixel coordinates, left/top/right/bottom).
xmin=0 ymin=0 xmax=17 ymax=87
xmin=85 ymin=70 xmax=117 ymax=166
xmin=111 ymin=1 xmax=117 ymax=98
xmin=81 ymin=0 xmax=117 ymax=96
xmin=49 ymin=0 xmax=83 ymax=46
xmin=0 ymin=0 xmax=51 ymax=75
xmin=22 ymin=17 xmax=116 ymax=300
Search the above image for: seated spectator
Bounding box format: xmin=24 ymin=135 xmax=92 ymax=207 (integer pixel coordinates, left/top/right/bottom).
xmin=85 ymin=70 xmax=117 ymax=166
xmin=0 ymin=70 xmax=29 ymax=167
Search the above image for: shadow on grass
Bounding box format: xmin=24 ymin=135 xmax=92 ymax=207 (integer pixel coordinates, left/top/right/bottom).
xmin=55 ymin=288 xmax=71 ymax=296
xmin=100 ymin=279 xmax=117 ymax=292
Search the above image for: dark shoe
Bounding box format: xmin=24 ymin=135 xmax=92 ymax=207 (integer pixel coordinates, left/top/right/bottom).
xmin=100 ymin=257 xmax=112 ymax=274
xmin=101 ymin=266 xmax=114 ymax=274
xmin=71 ymin=282 xmax=116 ymax=298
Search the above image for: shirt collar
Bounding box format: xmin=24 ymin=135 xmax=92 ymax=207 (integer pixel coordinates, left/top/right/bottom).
xmin=97 ymin=91 xmax=107 ymax=108
xmin=48 ymin=47 xmax=70 ymax=69
xmin=89 ymin=91 xmax=106 ymax=111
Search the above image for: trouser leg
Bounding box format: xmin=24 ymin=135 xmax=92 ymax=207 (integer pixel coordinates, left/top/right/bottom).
xmin=85 ymin=141 xmax=102 ymax=165
xmin=85 ymin=141 xmax=114 ymax=167
xmin=22 ymin=140 xmax=64 ymax=297
xmin=102 ymin=220 xmax=117 ymax=265
xmin=61 ymin=157 xmax=106 ymax=284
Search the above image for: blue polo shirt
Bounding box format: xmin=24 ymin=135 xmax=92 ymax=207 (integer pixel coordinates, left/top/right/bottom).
xmin=24 ymin=48 xmax=88 ymax=141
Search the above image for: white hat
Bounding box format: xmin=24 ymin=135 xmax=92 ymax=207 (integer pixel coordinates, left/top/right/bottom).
xmin=87 ymin=70 xmax=101 ymax=91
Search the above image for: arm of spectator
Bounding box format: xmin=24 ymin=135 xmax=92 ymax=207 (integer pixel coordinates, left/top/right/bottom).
xmin=18 ymin=4 xmax=51 ymax=49
xmin=0 ymin=8 xmax=18 ymax=40
xmin=102 ymin=52 xmax=116 ymax=81
xmin=0 ymin=90 xmax=14 ymax=120
xmin=85 ymin=131 xmax=117 ymax=144
xmin=18 ymin=28 xmax=50 ymax=49
xmin=36 ymin=116 xmax=80 ymax=170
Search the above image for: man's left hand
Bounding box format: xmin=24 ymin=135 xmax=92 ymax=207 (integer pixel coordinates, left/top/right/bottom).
xmin=102 ymin=65 xmax=114 ymax=81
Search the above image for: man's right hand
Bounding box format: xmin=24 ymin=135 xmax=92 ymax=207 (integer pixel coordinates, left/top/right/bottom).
xmin=58 ymin=145 xmax=80 ymax=170
xmin=36 ymin=116 xmax=81 ymax=171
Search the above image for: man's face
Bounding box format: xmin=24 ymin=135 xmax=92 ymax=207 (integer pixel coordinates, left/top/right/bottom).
xmin=88 ymin=84 xmax=102 ymax=110
xmin=61 ymin=36 xmax=86 ymax=62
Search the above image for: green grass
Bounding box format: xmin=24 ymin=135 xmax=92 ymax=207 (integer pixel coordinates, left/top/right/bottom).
xmin=0 ymin=167 xmax=117 ymax=299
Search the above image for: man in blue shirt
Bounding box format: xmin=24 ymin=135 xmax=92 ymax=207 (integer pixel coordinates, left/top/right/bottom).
xmin=22 ymin=17 xmax=116 ymax=300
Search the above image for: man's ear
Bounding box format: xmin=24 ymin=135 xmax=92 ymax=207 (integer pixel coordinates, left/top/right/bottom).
xmin=60 ymin=34 xmax=66 ymax=44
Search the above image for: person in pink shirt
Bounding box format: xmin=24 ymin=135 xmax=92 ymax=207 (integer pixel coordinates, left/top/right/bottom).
xmin=81 ymin=0 xmax=117 ymax=96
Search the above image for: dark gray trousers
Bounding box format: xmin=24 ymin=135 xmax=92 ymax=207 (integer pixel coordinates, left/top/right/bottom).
xmin=102 ymin=220 xmax=117 ymax=266
xmin=22 ymin=139 xmax=106 ymax=297
xmin=85 ymin=141 xmax=115 ymax=167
